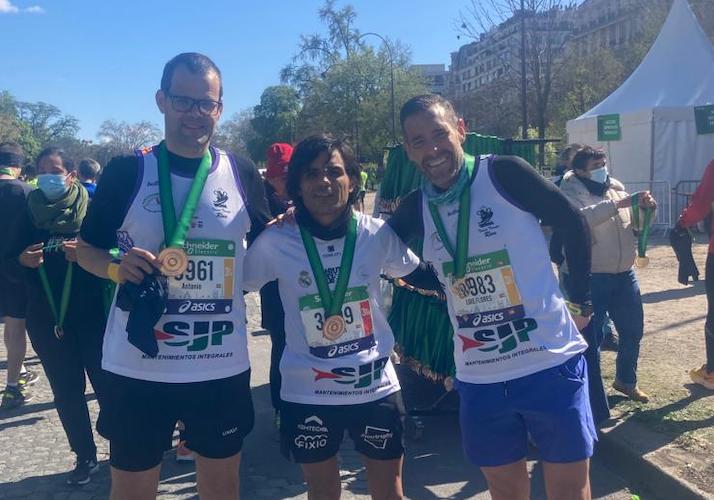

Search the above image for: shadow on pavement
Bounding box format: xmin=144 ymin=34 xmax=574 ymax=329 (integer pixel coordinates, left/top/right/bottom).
xmin=641 ymin=281 xmax=705 ymax=304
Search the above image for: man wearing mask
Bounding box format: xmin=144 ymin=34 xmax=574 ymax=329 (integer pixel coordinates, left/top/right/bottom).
xmin=0 ymin=142 xmax=38 ymax=410
xmin=77 ymin=52 xmax=269 ymax=499
xmin=560 ymin=146 xmax=655 ymax=410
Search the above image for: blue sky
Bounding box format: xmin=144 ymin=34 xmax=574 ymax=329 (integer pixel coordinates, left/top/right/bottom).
xmin=0 ymin=0 xmax=475 ymax=140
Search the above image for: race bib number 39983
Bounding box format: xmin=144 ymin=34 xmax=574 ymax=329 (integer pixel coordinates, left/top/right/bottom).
xmin=443 ymin=249 xmax=526 ymax=329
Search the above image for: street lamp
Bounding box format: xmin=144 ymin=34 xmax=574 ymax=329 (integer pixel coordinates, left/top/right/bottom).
xmin=358 ymin=32 xmax=397 ymax=146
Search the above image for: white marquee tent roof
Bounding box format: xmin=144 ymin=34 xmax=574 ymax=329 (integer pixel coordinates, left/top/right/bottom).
xmin=579 ymin=0 xmax=714 ymax=119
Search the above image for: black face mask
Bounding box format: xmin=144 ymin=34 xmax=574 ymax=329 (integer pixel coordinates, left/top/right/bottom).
xmin=575 ymin=171 xmax=609 ymax=197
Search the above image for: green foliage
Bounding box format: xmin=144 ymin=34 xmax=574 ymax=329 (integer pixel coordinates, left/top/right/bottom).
xmin=281 ymin=0 xmax=427 ymax=163
xmin=213 ymin=109 xmax=257 ymax=159
xmin=247 ymin=85 xmax=300 ymax=162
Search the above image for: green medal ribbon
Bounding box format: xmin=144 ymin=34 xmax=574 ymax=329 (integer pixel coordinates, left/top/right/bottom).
xmin=631 ymin=193 xmax=652 ymax=259
xmin=38 ymin=262 xmax=73 ymax=338
xmin=428 ymin=155 xmax=476 ymax=279
xmin=157 ymin=141 xmax=213 ymax=248
xmin=299 ymin=214 xmax=358 ymax=317
xmin=0 ymin=168 xmax=15 ymax=176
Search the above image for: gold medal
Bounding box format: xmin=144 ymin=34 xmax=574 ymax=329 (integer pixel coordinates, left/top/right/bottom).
xmin=323 ymin=315 xmax=346 ymax=341
xmin=636 ymin=256 xmax=649 ymax=268
xmin=158 ymin=247 xmax=189 ymax=277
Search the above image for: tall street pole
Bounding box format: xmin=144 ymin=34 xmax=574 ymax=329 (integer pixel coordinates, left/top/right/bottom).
xmin=360 ymin=32 xmax=397 ymax=146
xmin=520 ymin=0 xmax=528 ymax=140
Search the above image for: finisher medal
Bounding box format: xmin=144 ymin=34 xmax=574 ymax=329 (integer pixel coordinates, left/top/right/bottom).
xmin=323 ymin=315 xmax=346 ymax=341
xmin=157 ymin=142 xmax=211 ymax=278
xmin=299 ymin=215 xmax=358 ymax=345
xmin=158 ymin=247 xmax=189 ymax=277
xmin=631 ymin=193 xmax=653 ymax=270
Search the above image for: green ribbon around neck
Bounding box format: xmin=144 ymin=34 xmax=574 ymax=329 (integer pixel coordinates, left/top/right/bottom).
xmin=428 ymin=155 xmax=476 ymax=279
xmin=299 ymin=214 xmax=358 ymax=317
xmin=0 ymin=168 xmax=16 ymax=176
xmin=38 ymin=262 xmax=73 ymax=336
xmin=157 ymin=142 xmax=212 ymax=248
xmin=631 ymin=193 xmax=652 ymax=258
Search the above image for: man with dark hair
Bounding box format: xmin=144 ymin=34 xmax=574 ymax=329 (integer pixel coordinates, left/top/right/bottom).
xmin=388 ymin=94 xmax=595 ymax=499
xmin=561 ymin=146 xmax=655 ymax=408
xmin=77 ymin=52 xmax=269 ymax=499
xmin=0 ymin=141 xmax=39 ymax=410
xmin=77 ymin=158 xmax=101 ymax=199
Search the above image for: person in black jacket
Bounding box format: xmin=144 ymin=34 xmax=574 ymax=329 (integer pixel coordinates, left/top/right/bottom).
xmin=0 ymin=141 xmax=38 ymax=410
xmin=260 ymin=142 xmax=293 ymax=425
xmin=2 ymin=147 xmax=107 ymax=485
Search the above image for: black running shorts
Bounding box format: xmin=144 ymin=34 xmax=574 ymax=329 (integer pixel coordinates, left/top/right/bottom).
xmin=0 ymin=275 xmax=26 ymax=319
xmin=98 ymin=369 xmax=254 ymax=471
xmin=280 ymin=391 xmax=405 ymax=464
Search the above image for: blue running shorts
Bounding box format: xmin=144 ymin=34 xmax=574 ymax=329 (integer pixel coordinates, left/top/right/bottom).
xmin=456 ymin=354 xmax=596 ymax=467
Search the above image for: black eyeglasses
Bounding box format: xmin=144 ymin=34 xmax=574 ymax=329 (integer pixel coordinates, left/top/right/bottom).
xmin=165 ymin=92 xmax=222 ymax=116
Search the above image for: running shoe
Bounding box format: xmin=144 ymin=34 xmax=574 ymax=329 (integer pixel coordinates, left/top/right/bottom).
xmin=689 ymin=365 xmax=714 ymax=390
xmin=66 ymin=458 xmax=99 ymax=486
xmin=0 ymin=385 xmax=32 ymax=410
xmin=612 ymin=381 xmax=650 ymax=403
xmin=17 ymin=370 xmax=40 ymax=387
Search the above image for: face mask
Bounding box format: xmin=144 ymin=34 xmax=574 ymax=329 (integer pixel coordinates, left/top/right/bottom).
xmin=37 ymin=174 xmax=69 ymax=200
xmin=589 ymin=166 xmax=608 ymax=184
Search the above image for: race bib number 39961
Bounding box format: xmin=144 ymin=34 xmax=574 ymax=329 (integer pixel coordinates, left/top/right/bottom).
xmin=166 ymin=239 xmax=235 ymax=315
xmin=443 ymin=249 xmax=526 ymax=329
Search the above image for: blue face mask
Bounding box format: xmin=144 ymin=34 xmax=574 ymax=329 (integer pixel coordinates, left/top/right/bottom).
xmin=589 ymin=166 xmax=608 ymax=184
xmin=37 ymin=174 xmax=69 ymax=200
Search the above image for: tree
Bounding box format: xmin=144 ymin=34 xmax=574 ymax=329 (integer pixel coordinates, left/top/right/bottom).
xmin=281 ymin=0 xmax=426 ymax=162
xmin=212 ymin=109 xmax=258 ymax=158
xmin=16 ymin=101 xmax=79 ymax=145
xmin=457 ymin=1 xmax=576 ymax=163
xmin=97 ymin=119 xmax=161 ymax=153
xmin=549 ymin=48 xmax=626 ymax=136
xmin=247 ymin=86 xmax=300 ymax=161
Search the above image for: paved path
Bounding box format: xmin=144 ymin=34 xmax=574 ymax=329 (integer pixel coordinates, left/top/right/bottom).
xmin=1 ymin=292 xmax=648 ymax=499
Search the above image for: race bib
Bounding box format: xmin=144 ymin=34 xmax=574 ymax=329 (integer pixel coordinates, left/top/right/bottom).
xmin=299 ymin=286 xmax=375 ymax=359
xmin=443 ymin=249 xmax=525 ymax=329
xmin=166 ymin=239 xmax=235 ymax=315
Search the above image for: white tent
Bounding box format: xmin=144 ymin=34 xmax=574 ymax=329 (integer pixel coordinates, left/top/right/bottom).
xmin=566 ymin=0 xmax=714 ymax=192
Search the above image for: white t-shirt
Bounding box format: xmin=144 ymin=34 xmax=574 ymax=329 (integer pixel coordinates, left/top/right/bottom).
xmin=243 ymin=212 xmax=419 ymax=405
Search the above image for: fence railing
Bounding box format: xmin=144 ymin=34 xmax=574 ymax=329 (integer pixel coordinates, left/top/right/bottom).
xmin=622 ymin=181 xmax=672 ymax=232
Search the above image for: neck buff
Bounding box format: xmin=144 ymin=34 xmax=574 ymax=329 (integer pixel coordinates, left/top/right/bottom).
xmin=422 ymin=158 xmax=470 ymax=206
xmin=295 ymin=199 xmax=353 ymax=241
xmin=27 ymin=180 xmax=88 ymax=234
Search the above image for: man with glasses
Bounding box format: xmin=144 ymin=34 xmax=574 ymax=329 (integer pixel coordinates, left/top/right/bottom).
xmin=77 ymin=52 xmax=269 ymax=498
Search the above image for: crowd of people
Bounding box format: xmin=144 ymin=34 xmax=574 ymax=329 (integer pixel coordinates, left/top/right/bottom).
xmin=0 ymin=51 xmax=712 ymax=500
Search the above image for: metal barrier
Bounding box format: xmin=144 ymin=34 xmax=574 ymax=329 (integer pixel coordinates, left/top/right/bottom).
xmin=673 ymin=180 xmax=700 ymax=225
xmin=622 ymin=181 xmax=672 ymax=232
